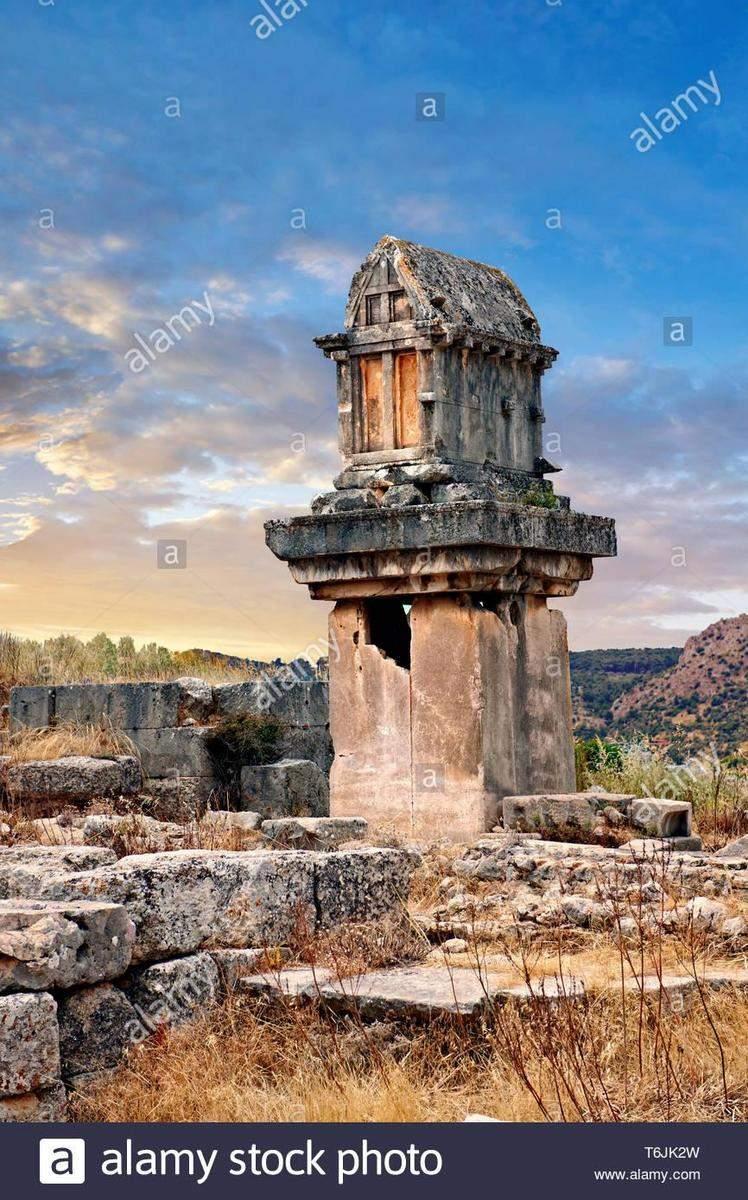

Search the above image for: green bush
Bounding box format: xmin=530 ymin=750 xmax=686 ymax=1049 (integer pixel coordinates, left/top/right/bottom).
xmin=206 ymin=713 xmax=285 ymax=782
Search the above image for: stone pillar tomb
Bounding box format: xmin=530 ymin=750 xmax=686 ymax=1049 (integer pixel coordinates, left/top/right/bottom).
xmin=266 ymin=236 xmax=616 ymax=840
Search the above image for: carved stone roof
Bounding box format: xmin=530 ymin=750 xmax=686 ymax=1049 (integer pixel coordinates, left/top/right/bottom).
xmin=345 ymin=235 xmax=543 ymax=344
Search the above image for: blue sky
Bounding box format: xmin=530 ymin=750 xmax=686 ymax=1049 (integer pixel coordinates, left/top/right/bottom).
xmin=1 ymin=0 xmax=746 ymax=657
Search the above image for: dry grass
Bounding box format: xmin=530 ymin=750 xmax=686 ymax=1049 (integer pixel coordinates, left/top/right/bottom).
xmin=71 ymin=984 xmax=748 ymax=1124
xmin=3 ymin=721 xmax=139 ymax=763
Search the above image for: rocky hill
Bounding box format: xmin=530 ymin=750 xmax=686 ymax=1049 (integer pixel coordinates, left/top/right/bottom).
xmin=570 ymin=647 xmax=680 ymax=739
xmin=607 ymin=615 xmax=748 ymax=755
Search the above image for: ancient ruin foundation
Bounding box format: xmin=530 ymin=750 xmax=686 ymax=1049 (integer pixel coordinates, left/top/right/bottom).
xmin=266 ymin=236 xmax=617 ymax=839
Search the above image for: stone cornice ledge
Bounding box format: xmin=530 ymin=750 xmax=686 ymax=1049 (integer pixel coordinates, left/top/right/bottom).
xmin=265 ymin=500 xmax=617 ymax=563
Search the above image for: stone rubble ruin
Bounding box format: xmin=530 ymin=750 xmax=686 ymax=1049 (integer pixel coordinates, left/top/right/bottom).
xmin=266 ymin=235 xmax=617 ymax=839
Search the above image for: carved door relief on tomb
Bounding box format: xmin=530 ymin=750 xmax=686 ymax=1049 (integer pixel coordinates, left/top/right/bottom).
xmin=360 ymin=355 xmax=385 ymax=451
xmin=359 ymin=350 xmax=420 ymax=452
xmin=394 ymin=352 xmax=418 ymax=448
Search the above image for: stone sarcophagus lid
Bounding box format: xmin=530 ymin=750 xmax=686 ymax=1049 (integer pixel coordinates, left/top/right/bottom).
xmin=266 ymin=236 xmax=616 ymax=841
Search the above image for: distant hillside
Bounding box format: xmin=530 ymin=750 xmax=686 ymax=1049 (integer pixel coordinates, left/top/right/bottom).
xmin=570 ymin=647 xmax=680 ymax=739
xmin=609 ymin=615 xmax=748 ymax=755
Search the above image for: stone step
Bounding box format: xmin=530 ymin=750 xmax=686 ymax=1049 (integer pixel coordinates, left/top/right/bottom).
xmin=238 ymin=963 xmax=748 ymax=1023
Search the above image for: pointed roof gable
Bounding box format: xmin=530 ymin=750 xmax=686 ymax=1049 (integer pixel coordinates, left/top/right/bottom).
xmin=344 ymin=235 xmax=542 ymax=344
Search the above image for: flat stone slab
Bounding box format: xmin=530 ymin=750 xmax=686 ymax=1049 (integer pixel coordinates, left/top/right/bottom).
xmin=261 ymin=816 xmax=368 ymax=848
xmin=715 ymin=835 xmax=748 ymax=859
xmin=0 ymin=899 xmax=135 ymax=992
xmin=266 ymin=501 xmax=617 ymax=565
xmin=0 ymin=992 xmax=60 ymax=1097
xmin=316 ymin=966 xmax=506 ymax=1018
xmin=240 ymin=966 xmax=335 ymax=999
xmin=209 ymin=947 xmax=290 ymax=989
xmin=4 ymin=755 xmax=142 ymax=805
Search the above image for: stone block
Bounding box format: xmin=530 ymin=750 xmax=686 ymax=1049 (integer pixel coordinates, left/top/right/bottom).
xmin=0 ymin=844 xmax=117 ymax=900
xmin=141 ymin=777 xmax=214 ymax=821
xmin=715 ymin=835 xmax=748 ymax=859
xmin=122 ymin=953 xmax=220 ymax=1030
xmin=214 ymin=679 xmax=328 ymax=725
xmin=8 ymin=687 xmax=54 ymax=731
xmin=240 ymin=965 xmax=334 ymax=1000
xmin=82 ymin=813 xmax=188 ymax=853
xmin=313 ymin=847 xmax=420 ymax=929
xmin=4 ymin=754 xmax=142 ymax=805
xmin=630 ymin=798 xmax=692 ymax=838
xmin=201 ymin=810 xmax=262 ymax=834
xmin=0 ymin=899 xmax=135 ymax=992
xmin=172 ymin=677 xmax=215 ymax=722
xmin=58 ymin=983 xmax=139 ymax=1079
xmin=37 ymin=849 xmax=318 ymax=962
xmin=380 ymin=483 xmax=427 ymax=507
xmin=261 ymin=816 xmax=367 ymax=849
xmin=0 ymin=992 xmax=60 ymax=1097
xmin=129 ymin=727 xmax=215 ymax=778
xmin=279 ymin=724 xmax=333 ymax=772
xmin=503 ymin=793 xmax=597 ymax=833
xmin=55 ymin=682 xmax=170 ymax=728
xmin=240 ymin=759 xmax=329 ymax=817
xmin=0 ymin=1081 xmax=66 ymax=1122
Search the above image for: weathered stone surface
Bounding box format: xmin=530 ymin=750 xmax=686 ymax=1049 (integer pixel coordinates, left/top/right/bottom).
xmin=241 ymin=759 xmax=329 ymax=818
xmin=141 ymin=777 xmax=214 ymax=821
xmin=0 ymin=844 xmax=117 ymax=900
xmin=380 ymin=483 xmax=427 ymax=508
xmin=240 ymin=965 xmax=335 ymax=1000
xmin=687 ymin=896 xmax=727 ymax=930
xmin=313 ymin=847 xmax=420 ymax=928
xmin=58 ymin=983 xmax=139 ymax=1079
xmin=214 ymin=679 xmax=329 ymax=727
xmin=503 ymin=793 xmax=596 ymax=833
xmin=316 ymin=966 xmax=501 ymax=1018
xmin=201 ymin=810 xmax=262 ymax=834
xmin=128 ymin=727 xmax=215 ymax=779
xmin=4 ymin=755 xmax=142 ymax=804
xmin=122 ymin=953 xmax=220 ymax=1029
xmin=0 ymin=992 xmax=60 ymax=1096
xmin=265 ymin=501 xmax=617 ymax=570
xmin=0 ymin=899 xmax=135 ymax=992
xmin=209 ymin=947 xmax=290 ymax=989
xmin=36 ymin=849 xmax=316 ymax=961
xmin=311 ymin=489 xmax=377 ymax=515
xmin=261 ymin=816 xmax=367 ymax=849
xmin=330 ymin=593 xmax=575 ymax=841
xmin=8 ymin=687 xmax=54 ymax=731
xmin=0 ymin=1081 xmax=66 ymax=1122
xmin=173 ymin=677 xmax=215 ymax=723
xmin=630 ymin=798 xmax=692 ymax=838
xmin=722 ymin=915 xmax=747 ymax=939
xmin=82 ymin=813 xmax=188 ymax=852
xmin=715 ymin=835 xmax=748 ymax=859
